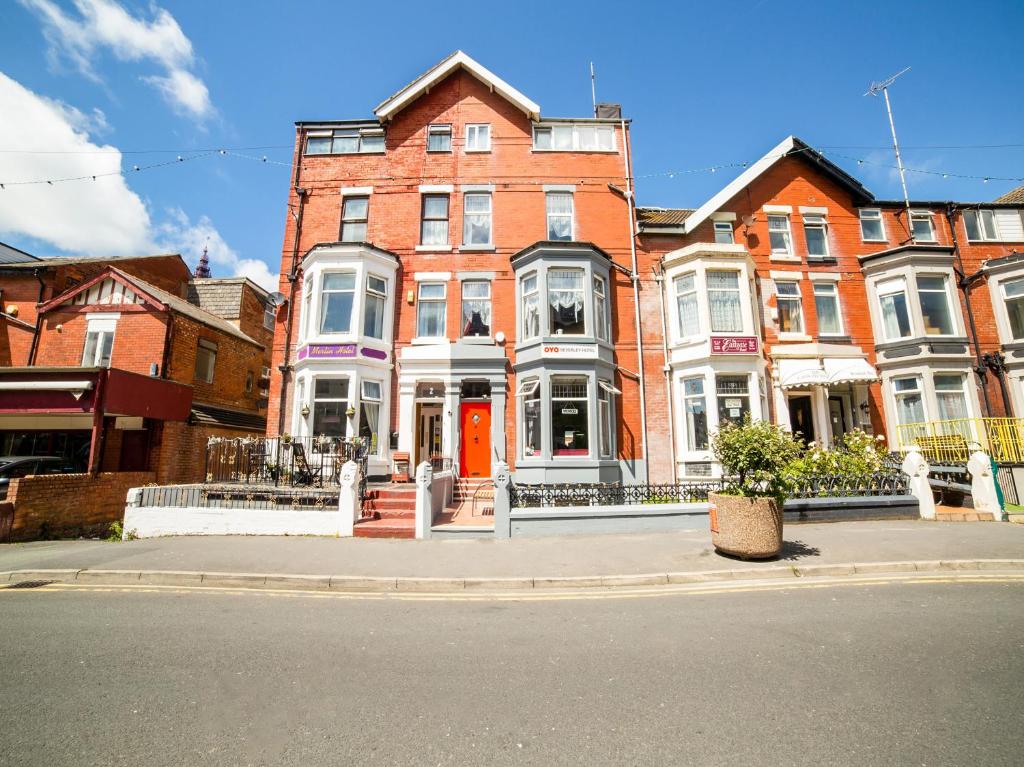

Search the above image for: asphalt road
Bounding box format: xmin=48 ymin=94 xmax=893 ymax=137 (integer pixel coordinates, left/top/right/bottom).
xmin=1 ymin=580 xmax=1022 ymax=766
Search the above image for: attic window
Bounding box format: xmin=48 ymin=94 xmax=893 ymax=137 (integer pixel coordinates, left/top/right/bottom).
xmin=533 ymin=124 xmax=615 ymax=152
xmin=305 ymin=128 xmax=384 ymax=155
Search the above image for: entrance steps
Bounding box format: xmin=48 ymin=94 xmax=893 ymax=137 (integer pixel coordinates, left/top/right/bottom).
xmin=935 ymin=505 xmax=995 ymax=522
xmin=355 ymin=484 xmax=416 ymax=538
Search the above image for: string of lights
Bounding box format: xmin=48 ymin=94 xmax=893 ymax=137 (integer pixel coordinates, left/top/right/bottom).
xmin=1 ymin=143 xmax=1022 ymax=189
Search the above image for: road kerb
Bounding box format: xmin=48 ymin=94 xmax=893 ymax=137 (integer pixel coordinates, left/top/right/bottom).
xmin=3 ymin=569 xmax=81 ymax=583
xmin=75 ymin=570 xmax=142 ymax=584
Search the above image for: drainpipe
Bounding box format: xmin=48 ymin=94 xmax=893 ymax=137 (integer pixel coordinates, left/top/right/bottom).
xmin=620 ymin=119 xmax=650 ymax=483
xmin=653 ymin=263 xmax=677 ymax=478
xmin=276 ymin=128 xmax=308 ymax=436
xmin=946 ymin=204 xmax=993 ymax=416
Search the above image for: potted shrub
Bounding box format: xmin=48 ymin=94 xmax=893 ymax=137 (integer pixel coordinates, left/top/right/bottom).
xmin=709 ymin=417 xmax=802 ymax=559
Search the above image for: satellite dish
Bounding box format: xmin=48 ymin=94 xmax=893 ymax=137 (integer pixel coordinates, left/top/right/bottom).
xmin=742 ymin=214 xmax=756 ymax=227
xmin=268 ymin=291 xmax=287 ymax=307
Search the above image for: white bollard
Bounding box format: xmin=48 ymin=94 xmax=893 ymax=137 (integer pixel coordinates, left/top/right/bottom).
xmin=967 ymin=451 xmax=1006 ymax=521
xmin=901 ymin=447 xmax=936 ymax=520
xmin=414 ymin=461 xmax=433 ymax=540
xmin=337 ymin=460 xmax=359 ymax=537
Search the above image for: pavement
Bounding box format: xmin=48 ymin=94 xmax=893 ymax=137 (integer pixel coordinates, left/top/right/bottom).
xmin=2 ymin=580 xmax=1022 ymax=765
xmin=1 ymin=520 xmax=1023 ymax=591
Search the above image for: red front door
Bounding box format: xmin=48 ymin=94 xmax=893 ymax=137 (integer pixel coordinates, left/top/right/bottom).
xmin=459 ymin=402 xmax=491 ymax=478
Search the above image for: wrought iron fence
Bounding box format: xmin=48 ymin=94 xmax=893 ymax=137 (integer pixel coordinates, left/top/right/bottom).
xmin=786 ymin=472 xmax=909 ymax=499
xmin=510 ymin=481 xmax=727 ymax=508
xmin=205 ymin=436 xmax=368 ymax=497
xmin=138 ymin=484 xmax=338 ymax=510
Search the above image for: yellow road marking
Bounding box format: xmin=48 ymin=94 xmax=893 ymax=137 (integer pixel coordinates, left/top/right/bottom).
xmin=1 ymin=572 xmax=1022 ymax=602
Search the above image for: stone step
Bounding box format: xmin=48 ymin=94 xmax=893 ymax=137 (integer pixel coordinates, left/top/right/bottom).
xmin=353 ymin=517 xmax=415 ymax=539
xmin=935 ymin=511 xmax=995 ymax=522
xmin=363 ymin=497 xmax=417 ymax=510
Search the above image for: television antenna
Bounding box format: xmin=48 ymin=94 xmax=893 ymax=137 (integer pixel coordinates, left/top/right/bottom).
xmin=866 ymin=67 xmax=912 ymax=234
xmin=590 ymin=62 xmax=597 ymax=117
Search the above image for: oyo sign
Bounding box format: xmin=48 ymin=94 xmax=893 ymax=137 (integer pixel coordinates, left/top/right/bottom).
xmin=541 ymin=344 xmax=598 ymax=359
xmin=710 ymin=336 xmax=759 ymax=355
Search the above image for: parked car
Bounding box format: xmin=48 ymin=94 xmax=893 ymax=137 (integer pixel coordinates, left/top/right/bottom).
xmin=0 ymin=456 xmax=75 ymax=500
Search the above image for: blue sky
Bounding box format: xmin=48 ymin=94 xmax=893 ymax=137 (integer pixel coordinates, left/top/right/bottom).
xmin=1 ymin=0 xmax=1022 ymax=288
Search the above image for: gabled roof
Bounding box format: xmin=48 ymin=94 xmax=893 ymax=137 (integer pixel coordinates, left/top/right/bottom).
xmin=41 ymin=267 xmax=260 ymax=346
xmin=0 ymin=252 xmax=185 ymax=270
xmin=375 ymin=50 xmax=540 ymax=122
xmin=995 ymin=184 xmax=1024 ymax=205
xmin=675 ymin=136 xmax=875 ymax=235
xmin=636 ymin=208 xmax=695 ymax=227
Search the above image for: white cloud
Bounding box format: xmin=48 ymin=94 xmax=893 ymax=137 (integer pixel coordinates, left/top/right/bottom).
xmin=0 ymin=73 xmax=274 ymax=289
xmin=157 ymin=208 xmax=278 ymax=292
xmin=19 ymin=0 xmax=212 ymax=118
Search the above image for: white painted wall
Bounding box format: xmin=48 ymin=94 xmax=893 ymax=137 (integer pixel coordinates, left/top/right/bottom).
xmin=123 ymin=507 xmax=350 ymax=538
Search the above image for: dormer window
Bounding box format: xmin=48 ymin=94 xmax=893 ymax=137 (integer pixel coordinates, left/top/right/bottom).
xmin=305 ymin=128 xmax=383 ymax=155
xmin=533 ymin=124 xmax=615 ymax=152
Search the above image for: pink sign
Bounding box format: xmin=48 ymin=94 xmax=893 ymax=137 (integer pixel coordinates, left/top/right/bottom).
xmin=297 ymin=344 xmax=357 ymax=360
xmin=710 ymin=336 xmax=759 ymax=355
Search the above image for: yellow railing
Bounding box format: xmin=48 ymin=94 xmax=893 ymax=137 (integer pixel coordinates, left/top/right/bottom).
xmin=896 ymin=418 xmax=1024 ymax=463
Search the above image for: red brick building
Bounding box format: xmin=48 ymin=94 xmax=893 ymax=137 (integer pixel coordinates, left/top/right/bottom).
xmin=268 ymin=51 xmax=649 ymax=483
xmin=637 ymin=138 xmax=1024 ymax=480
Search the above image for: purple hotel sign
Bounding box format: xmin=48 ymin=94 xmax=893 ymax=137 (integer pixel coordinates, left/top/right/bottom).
xmin=710 ymin=336 xmax=759 ymax=355
xmin=297 ymin=344 xmax=357 ymax=360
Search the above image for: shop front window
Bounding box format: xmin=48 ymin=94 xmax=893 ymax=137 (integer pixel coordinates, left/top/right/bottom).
xmin=313 ymin=378 xmax=349 ymax=437
xmin=548 ymin=269 xmax=586 ymax=335
xmin=518 ymin=378 xmax=541 ymax=458
xmin=716 ymin=375 xmax=750 ymax=427
xmin=551 ymin=377 xmax=588 ymax=456
xmin=358 ymin=380 xmax=382 ymax=454
xmin=682 ymin=377 xmax=708 ymax=451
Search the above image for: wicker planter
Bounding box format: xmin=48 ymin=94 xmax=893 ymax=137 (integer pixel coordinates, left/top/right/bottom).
xmin=708 ymin=491 xmax=783 ymax=560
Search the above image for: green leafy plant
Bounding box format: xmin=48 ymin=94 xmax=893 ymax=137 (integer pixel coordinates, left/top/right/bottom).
xmin=106 ymin=521 xmax=138 ymax=542
xmin=782 ymin=430 xmax=885 ymax=483
xmin=711 ymin=416 xmax=802 ymax=499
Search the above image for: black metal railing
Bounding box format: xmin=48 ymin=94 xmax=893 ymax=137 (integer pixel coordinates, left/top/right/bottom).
xmin=786 ymin=472 xmax=909 ymax=499
xmin=204 ymin=436 xmax=368 ymax=497
xmin=138 ymin=484 xmax=339 ymax=510
xmin=510 ymin=481 xmax=727 ymax=508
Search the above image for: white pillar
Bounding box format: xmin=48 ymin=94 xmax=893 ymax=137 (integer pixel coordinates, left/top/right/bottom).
xmin=414 ymin=461 xmax=433 ymax=539
xmin=901 ymin=447 xmax=936 ymax=520
xmin=492 ymin=460 xmax=511 ymax=539
xmin=812 ymin=387 xmax=831 ymax=447
xmin=774 ymin=384 xmax=792 ymax=431
xmin=967 ymin=451 xmax=1005 ymax=520
xmin=337 ymin=460 xmax=359 ymax=537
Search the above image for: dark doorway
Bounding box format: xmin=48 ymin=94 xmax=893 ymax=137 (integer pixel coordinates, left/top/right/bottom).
xmin=788 ymin=396 xmax=816 ymax=445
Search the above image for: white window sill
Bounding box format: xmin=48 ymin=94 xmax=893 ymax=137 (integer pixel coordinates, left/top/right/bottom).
xmin=862 ymin=239 xmax=888 ymax=244
xmin=416 ymin=244 xmax=452 ymax=252
xmin=464 ymin=149 xmax=491 ymax=154
xmin=460 ymin=336 xmax=494 ymax=345
xmin=411 ymin=337 xmax=450 ymax=346
xmin=460 ymin=245 xmax=496 ymax=252
xmin=769 ymin=253 xmax=800 ymax=263
xmin=778 ymin=332 xmax=812 ymax=342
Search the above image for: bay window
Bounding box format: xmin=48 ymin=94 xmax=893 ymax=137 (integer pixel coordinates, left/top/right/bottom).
xmin=463 ymin=193 xmax=492 ymax=246
xmin=708 ymin=271 xmax=742 ymax=332
xmin=716 ymin=375 xmax=750 ymax=427
xmin=518 ymin=378 xmax=541 ymax=458
xmin=548 ymin=269 xmax=585 ymax=335
xmin=859 ymin=209 xmax=886 ymax=241
xmin=803 ymin=214 xmax=829 ymax=259
xmin=776 ymin=280 xmax=804 ymax=333
xmin=358 ymin=380 xmax=382 ymax=453
xmin=416 ymin=282 xmax=446 ymax=338
xmin=320 ymin=272 xmax=356 ymax=334
xmin=682 ymin=377 xmax=708 ymax=451
xmin=893 ymin=376 xmax=924 ymax=425
xmin=340 ymin=196 xmax=369 ymax=242
xmin=768 ymin=215 xmax=793 ymax=256
xmin=546 ymin=192 xmax=574 ymax=241
xmin=916 ymin=275 xmax=954 ymax=335
xmin=363 ymin=275 xmax=387 ymax=339
xmin=313 ymin=378 xmax=349 ymax=437
xmin=420 ymin=195 xmax=449 ymax=246
xmin=521 ymin=273 xmax=540 ymax=339
xmin=877 ymin=278 xmax=912 ymax=340
xmin=1002 ymin=277 xmax=1024 ymax=339
xmin=674 ymin=273 xmax=699 ymax=337
xmin=813 ymin=282 xmax=843 ymax=335
xmin=594 ymin=276 xmax=609 ymax=341
xmin=551 ymin=377 xmax=588 ymax=456
xmin=461 ymin=281 xmax=491 ymax=337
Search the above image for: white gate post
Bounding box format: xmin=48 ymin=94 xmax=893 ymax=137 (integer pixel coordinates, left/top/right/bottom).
xmin=901 ymin=447 xmax=936 ymax=520
xmin=337 ymin=460 xmax=359 ymax=537
xmin=492 ymin=460 xmax=511 ymax=539
xmin=414 ymin=461 xmax=433 ymax=540
xmin=967 ymin=451 xmax=1006 ymax=521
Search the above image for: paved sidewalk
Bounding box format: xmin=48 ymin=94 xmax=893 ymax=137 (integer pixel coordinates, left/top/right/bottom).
xmin=1 ymin=521 xmax=1022 ymax=579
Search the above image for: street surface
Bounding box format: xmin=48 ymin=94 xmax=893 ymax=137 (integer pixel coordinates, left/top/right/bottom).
xmin=1 ymin=578 xmax=1022 ymax=765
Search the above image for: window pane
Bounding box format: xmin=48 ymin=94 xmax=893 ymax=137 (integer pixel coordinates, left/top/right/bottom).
xmin=683 ymin=377 xmax=708 ymax=451
xmin=963 ymin=210 xmax=981 ymax=241
xmin=418 ymin=283 xmax=445 ymax=299
xmin=1008 ymin=297 xmax=1024 ymax=339
xmin=548 ymin=269 xmax=585 ymax=335
xmin=716 ymin=375 xmax=750 ymax=427
xmin=912 ymin=215 xmax=934 ymax=240
xmin=464 ymin=194 xmax=490 ymax=213
xmin=917 ymin=276 xmax=954 ymax=335
xmin=522 ymin=289 xmax=539 ymax=339
xmin=594 ymin=277 xmax=608 ymax=341
xmin=359 ymin=402 xmax=380 ymax=453
xmin=523 ymin=385 xmax=541 ymax=457
xmin=548 ymin=215 xmax=572 ymax=241
xmin=980 ymin=210 xmax=998 ymax=239
xmin=421 ymin=219 xmax=449 ymax=245
xmin=363 ymin=293 xmax=385 ymax=338
xmin=462 ymin=282 xmax=491 ymax=337
xmin=552 ymin=126 xmax=572 ymax=150
xmin=768 ymin=215 xmax=791 ymax=254
xmin=342 ymin=197 xmax=368 ymax=220
xmin=340 ymin=223 xmax=366 ymax=242
xmin=427 ymin=127 xmax=451 ymax=151
xmin=814 ymin=284 xmax=842 ymax=334
xmin=463 ymin=281 xmax=489 ymax=298
xmin=313 ymin=401 xmax=347 ymax=437
xmin=417 ymin=300 xmax=446 ymax=337
xmin=777 ymin=283 xmax=803 ymax=333
xmin=321 ymin=291 xmax=354 ymax=333
xmin=423 ymin=195 xmax=448 ymax=218
xmin=333 ymin=134 xmax=358 ymax=153
xmin=551 ymin=378 xmax=588 ymax=456
xmin=306 ymin=136 xmax=331 ymax=155
xmin=596 ymin=126 xmax=614 ymax=151
xmin=880 ymin=291 xmax=911 ymax=339
xmin=714 ymin=223 xmax=733 ymax=244
xmin=534 ymin=128 xmax=552 ymax=150
xmin=99 ymin=333 xmax=114 ymax=367
xmin=360 ymin=133 xmax=384 ymax=152
xmin=599 ymin=395 xmax=613 ymax=458
xmin=708 ymin=271 xmax=741 ymax=332
xmin=323 ymin=273 xmax=355 ymax=291
xmin=860 ymin=213 xmax=885 ymax=241
xmin=805 ymin=225 xmax=828 ymax=257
